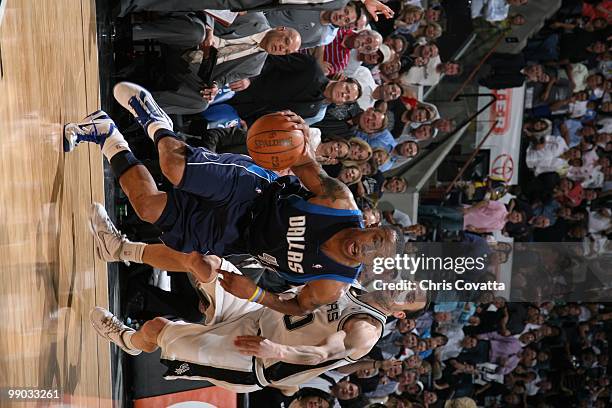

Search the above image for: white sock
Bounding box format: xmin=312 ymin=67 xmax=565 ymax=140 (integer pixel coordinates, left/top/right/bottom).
xmin=121 ymin=330 xmax=140 ymax=351
xmin=101 ymin=129 xmax=131 ymax=161
xmin=147 ymin=121 xmax=173 ymax=143
xmin=121 ymin=241 xmax=147 ymax=264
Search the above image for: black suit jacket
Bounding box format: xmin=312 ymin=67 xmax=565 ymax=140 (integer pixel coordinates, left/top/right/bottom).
xmin=229 ymin=53 xmax=329 ymax=123
xmin=479 ymin=52 xmax=528 ymax=90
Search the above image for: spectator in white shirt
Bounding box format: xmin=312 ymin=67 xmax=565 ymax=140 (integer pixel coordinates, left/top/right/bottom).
xmin=400 ymin=57 xmax=462 ymax=87
xmin=351 ymin=66 xmax=402 ymax=109
xmin=525 ymin=135 xmax=572 ymax=176
xmin=471 ymin=0 xmax=528 ymax=23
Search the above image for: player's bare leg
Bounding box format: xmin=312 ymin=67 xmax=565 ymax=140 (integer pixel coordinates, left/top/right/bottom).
xmin=113 ymin=81 xmax=188 ymax=186
xmin=89 ymin=203 xmax=220 ymax=283
xmin=119 ymin=165 xmax=167 ymax=222
xmin=130 ymin=317 xmax=171 ymax=353
xmin=63 ymin=109 xmax=167 ymax=223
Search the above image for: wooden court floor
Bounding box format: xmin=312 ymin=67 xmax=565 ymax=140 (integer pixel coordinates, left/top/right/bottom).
xmin=0 ymin=0 xmax=112 ymax=406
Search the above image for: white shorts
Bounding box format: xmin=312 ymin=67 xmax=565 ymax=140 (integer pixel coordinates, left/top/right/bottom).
xmin=157 ymin=260 xmax=265 ymax=393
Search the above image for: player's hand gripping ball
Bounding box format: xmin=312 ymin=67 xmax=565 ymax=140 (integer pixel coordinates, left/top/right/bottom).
xmin=247 ymin=111 xmax=307 ymax=170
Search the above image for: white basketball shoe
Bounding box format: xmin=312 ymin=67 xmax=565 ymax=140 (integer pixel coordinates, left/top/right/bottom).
xmin=63 ymin=110 xmax=117 ymax=152
xmin=113 ymin=81 xmax=173 ymax=138
xmin=90 ymin=307 xmax=142 ymax=356
xmin=89 ymin=202 xmax=130 ymax=264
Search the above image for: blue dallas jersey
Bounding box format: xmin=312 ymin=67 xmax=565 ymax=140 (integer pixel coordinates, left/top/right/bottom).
xmin=242 ymin=176 xmax=364 ymax=284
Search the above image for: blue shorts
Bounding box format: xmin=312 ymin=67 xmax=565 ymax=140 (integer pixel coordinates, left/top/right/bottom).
xmin=154 ymin=146 xmax=278 ymax=255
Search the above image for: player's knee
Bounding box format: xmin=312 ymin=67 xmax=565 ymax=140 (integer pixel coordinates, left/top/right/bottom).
xmin=131 ymin=200 xmax=160 ymax=224
xmin=159 ymin=153 xmax=186 ymax=186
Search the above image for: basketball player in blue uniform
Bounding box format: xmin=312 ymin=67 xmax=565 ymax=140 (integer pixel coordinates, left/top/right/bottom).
xmin=64 ymin=82 xmax=402 ymax=315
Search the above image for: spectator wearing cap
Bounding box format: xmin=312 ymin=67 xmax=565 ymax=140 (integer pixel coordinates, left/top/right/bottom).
xmin=345 ymin=43 xmax=394 ymax=76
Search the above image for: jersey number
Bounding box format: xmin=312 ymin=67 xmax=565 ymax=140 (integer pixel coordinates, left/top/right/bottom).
xmin=283 ymin=314 xmax=314 ymax=331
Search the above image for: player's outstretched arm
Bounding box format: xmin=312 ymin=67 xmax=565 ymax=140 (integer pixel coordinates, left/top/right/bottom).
xmin=234 ymin=315 xmax=381 ymax=365
xmin=280 ymin=111 xmax=358 ymax=211
xmin=142 ymin=243 xmax=221 ymax=283
xmin=218 ymin=269 xmax=347 ymax=315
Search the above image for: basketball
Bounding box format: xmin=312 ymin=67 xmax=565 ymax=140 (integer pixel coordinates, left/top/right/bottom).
xmin=247 ymin=113 xmax=305 ymax=170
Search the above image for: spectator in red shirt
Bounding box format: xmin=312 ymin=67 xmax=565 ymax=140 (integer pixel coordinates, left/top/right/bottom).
xmin=322 ymin=28 xmax=383 ymax=75
xmin=555 ymin=178 xmax=584 ymax=207
xmin=582 ymin=0 xmax=612 ymax=22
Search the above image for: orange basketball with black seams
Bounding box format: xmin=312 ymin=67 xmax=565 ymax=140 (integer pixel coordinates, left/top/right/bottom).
xmin=247 ymin=112 xmax=305 ymax=170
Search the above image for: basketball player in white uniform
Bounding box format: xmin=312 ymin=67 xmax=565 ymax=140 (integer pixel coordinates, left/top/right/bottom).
xmin=90 ymin=261 xmax=426 ymax=394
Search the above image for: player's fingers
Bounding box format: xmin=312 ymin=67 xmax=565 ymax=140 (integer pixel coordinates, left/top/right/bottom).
xmin=291 ymin=113 xmax=305 ymax=124
xmin=234 ymin=343 xmax=260 ymax=353
xmin=281 ymin=111 xmax=302 ymax=124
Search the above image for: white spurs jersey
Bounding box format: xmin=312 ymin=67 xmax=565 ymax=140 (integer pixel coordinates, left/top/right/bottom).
xmin=252 ymin=290 xmax=387 ymax=388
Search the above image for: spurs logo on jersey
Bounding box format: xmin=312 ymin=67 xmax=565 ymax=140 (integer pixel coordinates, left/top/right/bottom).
xmin=286 ymin=215 xmax=306 ymax=273
xmin=174 ymin=363 xmax=190 ymax=375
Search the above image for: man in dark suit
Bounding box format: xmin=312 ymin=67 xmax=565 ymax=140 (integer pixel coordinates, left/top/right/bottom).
xmin=132 ymin=9 xmax=272 ymax=47
xmin=226 ymin=53 xmax=362 ymax=124
xmin=147 ymin=13 xmax=301 ymax=115
xmin=118 ymin=0 xmax=393 ymax=20
xmin=478 ymin=52 xmax=544 ymax=90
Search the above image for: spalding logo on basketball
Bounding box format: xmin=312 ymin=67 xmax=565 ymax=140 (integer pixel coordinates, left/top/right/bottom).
xmin=247 ymin=112 xmax=305 ymax=170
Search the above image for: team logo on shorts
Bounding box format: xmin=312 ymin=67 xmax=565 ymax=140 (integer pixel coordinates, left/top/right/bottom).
xmin=175 ymin=363 xmax=190 ymax=375
xmin=258 ymin=253 xmax=279 ymax=267
xmin=201 ymin=150 xmax=220 ymax=161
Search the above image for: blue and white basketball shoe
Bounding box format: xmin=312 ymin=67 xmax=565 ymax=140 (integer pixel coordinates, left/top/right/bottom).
xmin=63 ymin=110 xmax=117 ymax=152
xmin=113 ymin=81 xmax=173 ymax=137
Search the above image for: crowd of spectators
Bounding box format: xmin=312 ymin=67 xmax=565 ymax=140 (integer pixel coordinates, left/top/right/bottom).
xmin=111 ymin=0 xmax=611 ymax=406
